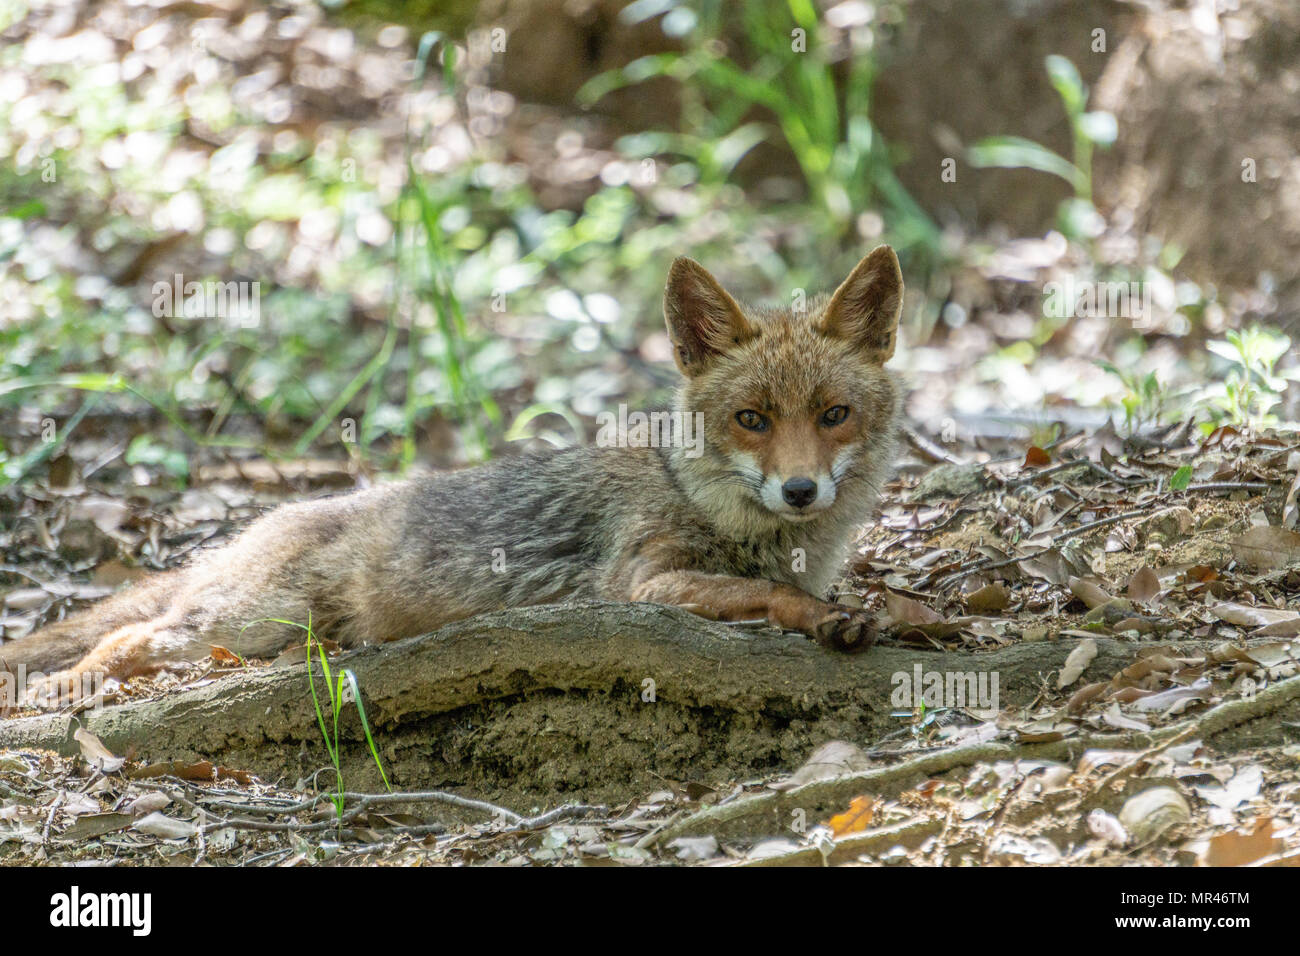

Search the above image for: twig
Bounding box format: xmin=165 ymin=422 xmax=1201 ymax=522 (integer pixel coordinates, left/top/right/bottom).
xmin=1031 ymin=483 xmax=1083 ymax=502
xmin=903 ymin=426 xmax=964 ymax=466
xmin=908 ymin=506 xmax=979 ymax=537
xmin=1183 ymin=482 xmax=1271 ymax=494
xmin=42 ymin=791 xmax=63 ymax=848
xmin=142 ymin=779 xmax=603 ymax=838
xmin=201 ymin=788 xmax=525 ymax=828
xmin=1053 ymin=507 xmax=1153 ymax=543
xmin=1006 ymin=458 xmax=1148 ymax=489
xmin=512 ymin=804 xmax=605 ymax=831
xmin=243 ymin=847 xmax=294 ymax=866
xmin=1080 ymin=459 xmax=1151 ymax=486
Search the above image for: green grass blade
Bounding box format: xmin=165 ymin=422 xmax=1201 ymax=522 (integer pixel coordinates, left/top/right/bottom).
xmin=968 ymin=136 xmax=1086 ymax=191
xmin=342 ymin=668 xmax=392 ymax=792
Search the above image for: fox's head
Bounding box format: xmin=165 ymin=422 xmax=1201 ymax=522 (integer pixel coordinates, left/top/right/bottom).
xmin=665 ymin=246 xmax=903 ymax=527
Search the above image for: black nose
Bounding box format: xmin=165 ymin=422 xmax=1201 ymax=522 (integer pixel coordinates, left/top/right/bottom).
xmin=781 ymin=477 xmax=818 ymax=508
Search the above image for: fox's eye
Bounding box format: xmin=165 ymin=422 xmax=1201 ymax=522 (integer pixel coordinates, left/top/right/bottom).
xmin=736 ymin=409 xmax=768 ymax=431
xmin=821 ymin=405 xmax=850 ymax=427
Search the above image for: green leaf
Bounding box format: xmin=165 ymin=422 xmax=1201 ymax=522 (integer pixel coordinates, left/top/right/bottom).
xmin=1206 ymin=339 xmax=1242 ymax=364
xmin=342 ymin=669 xmax=392 ymax=792
xmin=1045 ymin=54 xmax=1086 ymax=117
xmin=786 ymin=0 xmax=819 ymax=30
xmin=413 ymin=31 xmax=443 ymax=84
xmin=967 ymin=136 xmax=1085 ymax=191
xmin=505 ymin=403 xmax=584 ymax=444
xmin=0 ymin=372 xmax=128 ymax=398
xmin=576 ymin=53 xmax=683 ymax=106
xmin=5 ymin=200 xmax=46 ymax=219
xmin=124 ymin=435 xmax=189 ymax=481
xmin=1170 ymin=465 xmax=1193 ymax=491
xmin=709 ymin=122 xmax=768 ymax=178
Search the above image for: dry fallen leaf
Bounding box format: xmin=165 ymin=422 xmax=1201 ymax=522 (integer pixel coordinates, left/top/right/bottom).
xmin=1101 ymin=702 xmax=1150 ymax=732
xmin=61 ymin=812 xmax=134 ymax=841
xmin=133 ymin=811 xmax=197 ymax=840
xmin=769 ymin=741 xmax=872 ymax=791
xmin=1024 ymin=446 xmax=1051 ymax=467
xmin=1069 ymin=576 xmax=1113 ymax=610
xmin=1126 ymin=566 xmax=1161 ymax=606
xmin=73 ymin=727 xmax=124 ymax=774
xmin=208 ymin=645 xmax=244 ymax=666
xmin=828 ymin=795 xmax=879 ymax=837
xmin=1129 ymin=677 xmax=1212 ymax=712
xmin=885 ymin=590 xmax=945 ymax=626
xmin=1209 ymin=602 xmax=1300 ymax=628
xmin=1201 ymin=816 xmax=1283 ymax=866
xmin=126 ymin=791 xmax=171 ymax=817
xmin=965 ymin=581 xmax=1011 ymax=613
xmin=1066 ymin=680 xmax=1108 ymax=714
xmin=883 ymin=590 xmax=960 ymax=638
xmin=1240 ymin=643 xmax=1296 ymax=666
xmin=1252 ymin=619 xmax=1300 ymax=638
xmin=1057 ymin=638 xmax=1098 ymax=688
xmin=1194 ymin=764 xmax=1263 ymax=810
xmin=1230 ymin=526 xmax=1300 ymax=571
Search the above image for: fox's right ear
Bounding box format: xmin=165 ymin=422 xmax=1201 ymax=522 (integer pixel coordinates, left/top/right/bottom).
xmin=664 ymin=257 xmax=756 ymax=376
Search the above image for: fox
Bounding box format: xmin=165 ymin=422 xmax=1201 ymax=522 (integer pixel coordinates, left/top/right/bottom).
xmin=1 ymin=245 xmax=905 ymax=708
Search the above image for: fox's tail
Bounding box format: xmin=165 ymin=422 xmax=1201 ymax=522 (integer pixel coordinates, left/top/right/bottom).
xmin=0 ymin=571 xmax=179 ymax=674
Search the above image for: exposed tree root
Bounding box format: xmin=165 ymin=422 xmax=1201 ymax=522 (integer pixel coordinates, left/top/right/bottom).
xmin=0 ymin=602 xmax=1293 ymax=818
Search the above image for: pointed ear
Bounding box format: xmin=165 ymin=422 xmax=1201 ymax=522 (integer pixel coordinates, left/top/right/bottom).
xmin=820 ymin=245 xmax=903 ymax=363
xmin=664 ymin=257 xmax=756 ymax=376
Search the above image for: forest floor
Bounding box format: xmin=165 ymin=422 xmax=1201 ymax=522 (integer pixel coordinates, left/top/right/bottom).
xmin=1 ymin=422 xmax=1298 ymax=867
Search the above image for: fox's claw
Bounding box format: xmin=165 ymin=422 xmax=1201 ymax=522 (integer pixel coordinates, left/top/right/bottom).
xmin=812 ymin=607 xmax=877 ymax=653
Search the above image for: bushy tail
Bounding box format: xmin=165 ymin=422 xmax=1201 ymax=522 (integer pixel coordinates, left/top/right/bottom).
xmin=0 ymin=571 xmax=178 ymax=674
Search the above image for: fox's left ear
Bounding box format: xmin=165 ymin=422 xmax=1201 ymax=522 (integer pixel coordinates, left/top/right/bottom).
xmin=819 ymin=245 xmax=903 ymax=363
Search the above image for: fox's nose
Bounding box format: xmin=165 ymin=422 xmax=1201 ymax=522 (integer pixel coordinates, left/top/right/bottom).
xmin=781 ymin=477 xmax=818 ymax=508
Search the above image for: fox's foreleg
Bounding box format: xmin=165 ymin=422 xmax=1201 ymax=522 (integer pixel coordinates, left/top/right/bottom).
xmin=629 ymin=570 xmax=874 ymax=651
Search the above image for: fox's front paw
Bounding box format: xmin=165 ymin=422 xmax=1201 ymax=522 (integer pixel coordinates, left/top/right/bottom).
xmin=810 ymin=606 xmax=877 ymax=653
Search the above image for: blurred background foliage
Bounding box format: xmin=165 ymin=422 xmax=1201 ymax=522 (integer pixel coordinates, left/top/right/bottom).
xmin=0 ymin=0 xmax=1297 ymax=489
